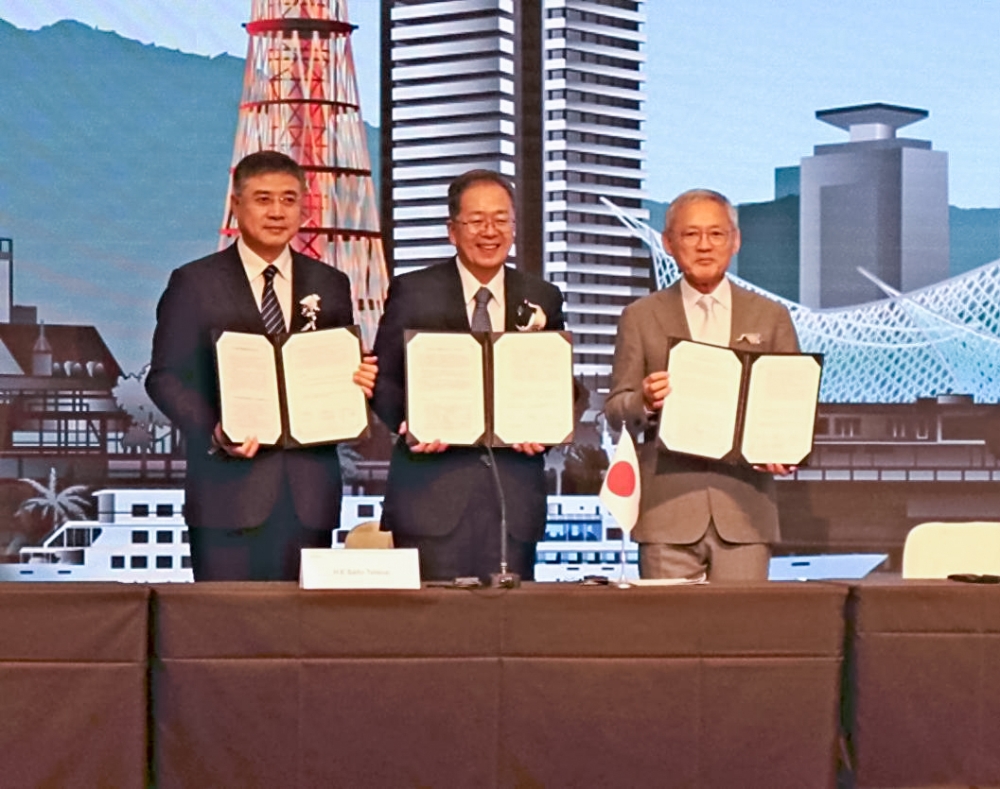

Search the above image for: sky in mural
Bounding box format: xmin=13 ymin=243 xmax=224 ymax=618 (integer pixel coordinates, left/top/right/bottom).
xmin=2 ymin=0 xmax=998 ymax=208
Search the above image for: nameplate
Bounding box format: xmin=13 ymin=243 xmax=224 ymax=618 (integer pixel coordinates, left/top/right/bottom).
xmin=299 ymin=548 xmax=421 ymax=590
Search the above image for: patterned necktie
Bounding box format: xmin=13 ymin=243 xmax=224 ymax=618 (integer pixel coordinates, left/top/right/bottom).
xmin=260 ymin=265 xmax=285 ymax=337
xmin=470 ymin=286 xmax=492 ymax=332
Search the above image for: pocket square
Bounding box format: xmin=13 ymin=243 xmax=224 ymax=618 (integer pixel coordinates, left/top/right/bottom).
xmin=736 ymin=333 xmax=762 ymax=345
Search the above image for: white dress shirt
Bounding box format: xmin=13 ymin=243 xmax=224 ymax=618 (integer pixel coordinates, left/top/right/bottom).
xmin=455 ymin=257 xmax=506 ymax=331
xmin=680 ymin=275 xmax=732 ymax=347
xmin=237 ymin=237 xmax=293 ymax=333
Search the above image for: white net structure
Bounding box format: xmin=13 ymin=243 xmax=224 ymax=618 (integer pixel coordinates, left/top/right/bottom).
xmin=606 ymin=201 xmax=1000 ymax=403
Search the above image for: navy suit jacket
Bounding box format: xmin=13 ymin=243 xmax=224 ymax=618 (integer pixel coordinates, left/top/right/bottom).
xmin=146 ymin=243 xmax=355 ymax=531
xmin=371 ymin=259 xmax=565 ymax=542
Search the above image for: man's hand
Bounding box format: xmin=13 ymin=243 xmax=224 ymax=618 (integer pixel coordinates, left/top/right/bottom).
xmin=213 ymin=423 xmax=260 ymax=458
xmin=512 ymin=442 xmax=545 ymax=456
xmin=354 ymin=355 xmax=378 ymax=398
xmin=753 ymin=463 xmax=796 ymax=476
xmin=642 ymin=370 xmax=671 ymax=412
xmin=398 ymin=420 xmax=448 ymax=454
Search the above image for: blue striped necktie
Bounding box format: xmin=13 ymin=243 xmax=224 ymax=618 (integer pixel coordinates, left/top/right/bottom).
xmin=260 ymin=265 xmax=285 ymax=337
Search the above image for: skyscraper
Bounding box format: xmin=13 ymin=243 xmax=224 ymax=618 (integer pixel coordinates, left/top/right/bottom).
xmin=381 ymin=0 xmax=648 ymax=397
xmin=799 ymin=103 xmax=949 ymax=309
xmin=541 ymin=1 xmax=649 ymax=396
xmin=381 ymin=1 xmax=543 ymax=276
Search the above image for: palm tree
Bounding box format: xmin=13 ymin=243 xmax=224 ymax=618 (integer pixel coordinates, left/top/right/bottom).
xmin=15 ymin=468 xmax=90 ymax=535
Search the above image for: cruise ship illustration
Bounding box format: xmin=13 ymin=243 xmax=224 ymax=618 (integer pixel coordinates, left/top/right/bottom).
xmin=0 ymin=490 xmax=639 ymax=583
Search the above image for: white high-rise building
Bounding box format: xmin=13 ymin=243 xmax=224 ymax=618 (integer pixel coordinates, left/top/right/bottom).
xmin=383 ymin=1 xmax=526 ymax=276
xmin=541 ymin=1 xmax=650 ymax=397
xmin=382 ymin=1 xmax=649 ymax=397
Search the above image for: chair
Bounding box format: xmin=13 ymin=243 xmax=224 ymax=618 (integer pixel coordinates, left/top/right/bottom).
xmin=901 ymin=521 xmax=1000 ymax=578
xmin=343 ymin=521 xmax=394 ymax=550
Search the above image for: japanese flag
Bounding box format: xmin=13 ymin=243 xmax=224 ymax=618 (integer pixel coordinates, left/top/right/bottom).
xmin=599 ymin=430 xmax=640 ymax=533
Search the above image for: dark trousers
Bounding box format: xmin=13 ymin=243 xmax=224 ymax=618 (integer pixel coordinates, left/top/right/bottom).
xmin=189 ymin=480 xmax=331 ymax=581
xmin=392 ymin=484 xmax=536 ymax=583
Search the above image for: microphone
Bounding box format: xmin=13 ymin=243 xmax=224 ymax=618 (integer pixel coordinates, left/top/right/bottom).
xmin=483 ymin=442 xmax=519 ymax=588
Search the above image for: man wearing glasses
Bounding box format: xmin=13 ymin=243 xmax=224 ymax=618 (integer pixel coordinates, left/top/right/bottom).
xmin=371 ymin=169 xmax=565 ymax=582
xmin=605 ymin=189 xmax=799 ymax=582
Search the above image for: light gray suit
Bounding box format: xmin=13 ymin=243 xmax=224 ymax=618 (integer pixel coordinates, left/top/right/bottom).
xmin=605 ymin=278 xmax=799 ymax=549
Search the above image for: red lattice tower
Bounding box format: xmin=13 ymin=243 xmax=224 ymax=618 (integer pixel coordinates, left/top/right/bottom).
xmin=221 ymin=0 xmax=387 ymax=346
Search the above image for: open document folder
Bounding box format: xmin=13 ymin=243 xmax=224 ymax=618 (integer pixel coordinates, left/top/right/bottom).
xmin=659 ymin=339 xmax=823 ymax=466
xmin=404 ymin=330 xmax=575 ymax=447
xmin=215 ymin=326 xmax=369 ymax=447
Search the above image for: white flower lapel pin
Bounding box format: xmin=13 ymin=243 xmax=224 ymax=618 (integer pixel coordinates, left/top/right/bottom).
xmin=300 ymin=294 xmax=321 ymax=331
xmin=514 ymin=300 xmax=547 ymax=331
xmin=736 ymin=332 xmax=762 ymax=346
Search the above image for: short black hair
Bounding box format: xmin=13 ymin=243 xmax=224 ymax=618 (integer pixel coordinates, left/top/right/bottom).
xmin=232 ymin=151 xmax=307 ymax=194
xmin=447 ymin=169 xmax=515 ymax=220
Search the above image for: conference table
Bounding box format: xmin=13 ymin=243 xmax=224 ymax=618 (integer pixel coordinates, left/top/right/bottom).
xmin=8 ymin=579 xmax=998 ymax=788
xmin=151 ymin=582 xmax=846 ymax=789
xmin=845 ymin=578 xmax=1000 ymax=789
xmin=0 ymin=583 xmax=149 ymax=789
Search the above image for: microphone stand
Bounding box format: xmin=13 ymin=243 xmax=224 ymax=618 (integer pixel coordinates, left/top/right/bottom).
xmin=485 ymin=442 xmax=520 ymax=588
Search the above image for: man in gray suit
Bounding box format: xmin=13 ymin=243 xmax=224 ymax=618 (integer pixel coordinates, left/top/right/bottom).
xmin=605 ymin=189 xmax=799 ymax=581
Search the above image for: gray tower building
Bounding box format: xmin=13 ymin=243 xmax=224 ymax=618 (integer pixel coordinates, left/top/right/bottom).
xmin=799 ymin=103 xmax=949 ymax=308
xmin=542 ymin=1 xmax=650 ymax=397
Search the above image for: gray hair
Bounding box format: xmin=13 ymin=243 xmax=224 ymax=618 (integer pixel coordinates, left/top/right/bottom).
xmin=664 ymin=189 xmax=738 ymax=234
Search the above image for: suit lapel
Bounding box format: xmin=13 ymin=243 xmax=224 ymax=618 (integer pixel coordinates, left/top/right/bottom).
xmin=218 ymin=244 xmax=266 ymax=332
xmin=290 ymin=253 xmax=313 ymax=333
xmin=504 ymin=267 xmax=523 ymax=333
xmin=729 ymin=283 xmax=757 ymax=347
xmin=439 ymin=259 xmax=474 ymax=331
xmin=653 ymin=281 xmax=690 ymax=341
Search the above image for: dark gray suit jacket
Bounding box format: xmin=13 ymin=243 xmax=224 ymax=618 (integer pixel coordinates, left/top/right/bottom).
xmin=146 ymin=243 xmax=354 ymax=531
xmin=604 ymin=278 xmax=799 ymax=545
xmin=371 ymin=259 xmax=565 ymax=542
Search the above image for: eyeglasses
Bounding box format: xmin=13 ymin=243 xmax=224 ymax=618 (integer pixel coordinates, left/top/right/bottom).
xmin=675 ymin=228 xmax=732 ymax=248
xmin=454 ymin=215 xmax=514 ymax=234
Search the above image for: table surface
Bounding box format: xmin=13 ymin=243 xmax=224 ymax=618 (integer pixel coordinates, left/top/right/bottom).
xmin=846 ymin=578 xmax=1000 ymax=788
xmin=0 ymin=583 xmax=149 ymax=789
xmin=152 ymin=581 xmax=847 ymax=789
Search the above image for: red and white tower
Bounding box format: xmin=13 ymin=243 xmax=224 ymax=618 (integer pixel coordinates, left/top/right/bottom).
xmin=221 ymin=0 xmax=387 ymax=345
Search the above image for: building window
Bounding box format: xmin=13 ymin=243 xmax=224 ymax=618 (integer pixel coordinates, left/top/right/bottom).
xmin=111 ymin=555 xmax=125 ymax=569
xmin=156 ymin=530 xmax=173 ymax=544
xmin=358 ymin=504 xmax=375 ymax=518
xmin=834 ymin=418 xmax=861 ymax=437
xmin=131 ymin=531 xmax=149 ymax=544
xmin=156 ymin=556 xmax=173 ymax=569
xmin=182 ymin=556 xmax=192 ymax=569
xmin=132 ymin=504 xmax=150 ymax=517
xmin=131 ymin=556 xmax=148 ymax=569
xmin=156 ymin=504 xmax=174 ymax=517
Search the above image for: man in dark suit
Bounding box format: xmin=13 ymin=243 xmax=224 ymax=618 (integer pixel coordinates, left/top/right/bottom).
xmin=605 ymin=189 xmax=799 ymax=582
xmin=371 ymin=169 xmax=564 ymax=583
xmin=147 ymin=151 xmax=376 ymax=581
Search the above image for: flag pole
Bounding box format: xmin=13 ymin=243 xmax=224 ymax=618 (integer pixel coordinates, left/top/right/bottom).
xmin=616 ymin=527 xmax=631 ymax=588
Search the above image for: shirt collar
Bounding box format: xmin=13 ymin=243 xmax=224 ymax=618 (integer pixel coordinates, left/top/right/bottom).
xmin=237 ymin=237 xmax=293 ymax=281
xmin=680 ymin=275 xmax=731 ymax=313
xmin=455 ymin=257 xmax=506 ymax=307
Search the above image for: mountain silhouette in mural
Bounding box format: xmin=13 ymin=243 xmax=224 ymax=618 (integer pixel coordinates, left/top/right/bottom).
xmin=0 ymin=18 xmax=380 ymax=374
